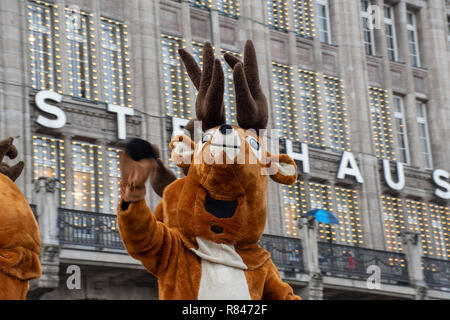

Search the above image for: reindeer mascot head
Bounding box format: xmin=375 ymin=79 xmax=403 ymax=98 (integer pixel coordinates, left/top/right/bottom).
xmin=118 ymin=41 xmax=300 ymax=300
xmin=0 ymin=138 xmax=41 ymax=300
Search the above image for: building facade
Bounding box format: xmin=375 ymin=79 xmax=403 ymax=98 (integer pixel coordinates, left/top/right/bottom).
xmin=0 ymin=0 xmax=449 ymax=299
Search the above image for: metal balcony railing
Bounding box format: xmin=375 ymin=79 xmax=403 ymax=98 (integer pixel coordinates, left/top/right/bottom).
xmin=57 ymin=208 xmax=304 ymax=272
xmin=258 ymin=234 xmax=304 ymax=273
xmin=318 ymin=242 xmax=410 ymax=286
xmin=58 ymin=208 xmax=125 ymax=250
xmin=422 ymin=257 xmax=450 ymax=291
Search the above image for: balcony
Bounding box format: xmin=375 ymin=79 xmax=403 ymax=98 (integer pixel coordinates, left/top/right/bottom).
xmin=57 ymin=208 xmax=305 ymax=274
xmin=55 ymin=208 xmax=450 ymax=296
xmin=318 ymin=242 xmax=410 ymax=286
xmin=422 ymin=257 xmax=450 ymax=292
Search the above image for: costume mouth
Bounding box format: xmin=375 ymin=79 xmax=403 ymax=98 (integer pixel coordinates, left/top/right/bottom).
xmin=204 ymin=195 xmax=238 ymax=219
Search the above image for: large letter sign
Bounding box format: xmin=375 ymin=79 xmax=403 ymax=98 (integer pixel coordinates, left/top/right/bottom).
xmin=35 ymin=90 xmax=66 ymax=129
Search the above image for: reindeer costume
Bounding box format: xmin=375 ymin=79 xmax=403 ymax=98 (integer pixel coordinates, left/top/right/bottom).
xmin=0 ymin=138 xmax=41 ymax=299
xmin=118 ymin=41 xmax=300 ymax=300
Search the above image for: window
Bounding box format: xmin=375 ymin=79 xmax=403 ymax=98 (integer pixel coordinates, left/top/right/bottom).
xmin=27 ymin=1 xmax=62 ymax=92
xmin=324 ymin=75 xmax=350 ymax=152
xmin=406 ymin=11 xmax=420 ymax=67
xmin=281 ymin=180 xmax=306 ymax=237
xmin=416 ymin=101 xmax=432 ymax=169
xmin=298 ymin=69 xmax=324 ymax=148
xmin=369 ymin=87 xmax=395 ymax=160
xmin=405 ymin=200 xmax=450 ymax=259
xmin=217 ymin=0 xmax=240 ymax=17
xmin=32 ymin=135 xmax=66 ymax=206
xmin=316 ymin=0 xmax=331 ymax=43
xmin=293 ymin=0 xmax=315 ymax=38
xmin=272 ymin=63 xmax=299 ymax=141
xmin=382 ymin=196 xmax=450 ymax=259
xmin=393 ymin=95 xmax=410 ymax=164
xmin=65 ymin=8 xmax=97 ymax=99
xmin=71 ymin=141 xmax=101 ymax=212
xmin=281 ymin=179 xmax=363 ymax=244
xmin=100 ymin=17 xmax=132 ymax=107
xmin=334 ymin=187 xmax=363 ymax=245
xmin=384 ymin=5 xmax=398 ymax=61
xmin=266 ymin=0 xmax=289 ymax=32
xmin=105 ymin=147 xmax=121 ymax=214
xmin=381 ymin=195 xmax=405 ymax=253
xmin=160 ymin=34 xmax=192 ymax=120
xmin=361 ymin=0 xmax=375 ymax=55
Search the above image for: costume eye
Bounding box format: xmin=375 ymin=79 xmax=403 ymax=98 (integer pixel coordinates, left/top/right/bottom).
xmin=246 ymin=136 xmax=262 ymax=161
xmin=202 ymin=133 xmax=212 ymax=144
xmin=249 ymin=138 xmax=260 ymax=151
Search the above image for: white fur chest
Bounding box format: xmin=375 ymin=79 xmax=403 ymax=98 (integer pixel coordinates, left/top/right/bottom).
xmin=191 ymin=237 xmax=252 ymax=300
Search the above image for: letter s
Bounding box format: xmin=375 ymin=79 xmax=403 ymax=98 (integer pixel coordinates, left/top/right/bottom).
xmin=35 ymin=90 xmax=66 ymax=129
xmin=433 ymin=169 xmax=450 ymax=200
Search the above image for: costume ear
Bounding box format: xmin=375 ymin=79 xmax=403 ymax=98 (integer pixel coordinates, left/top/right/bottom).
xmin=169 ymin=134 xmax=195 ymax=169
xmin=268 ymin=154 xmax=297 ymax=185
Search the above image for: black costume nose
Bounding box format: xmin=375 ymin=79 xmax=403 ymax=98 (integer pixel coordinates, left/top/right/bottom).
xmin=219 ymin=124 xmax=233 ymax=135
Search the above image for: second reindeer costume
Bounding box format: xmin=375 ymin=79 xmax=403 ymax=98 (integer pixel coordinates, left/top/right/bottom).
xmin=117 ymin=41 xmax=300 ymax=300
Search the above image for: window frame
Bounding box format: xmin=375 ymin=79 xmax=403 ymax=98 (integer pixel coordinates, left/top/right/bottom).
xmin=384 ymin=5 xmax=398 ymax=61
xmin=316 ymin=0 xmax=331 ymax=44
xmin=393 ymin=95 xmax=410 ymax=165
xmin=416 ymin=101 xmax=433 ymax=169
xmin=361 ymin=0 xmax=376 ymax=56
xmin=406 ymin=11 xmax=421 ymax=67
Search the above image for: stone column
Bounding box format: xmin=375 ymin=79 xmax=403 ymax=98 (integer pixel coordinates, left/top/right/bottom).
xmin=297 ymin=216 xmax=323 ymax=300
xmin=28 ymin=177 xmax=61 ymax=299
xmin=401 ymin=231 xmax=428 ymax=300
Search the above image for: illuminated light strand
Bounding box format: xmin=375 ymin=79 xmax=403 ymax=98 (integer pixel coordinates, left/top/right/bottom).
xmin=32 ymin=135 xmax=66 ymax=206
xmin=293 ymin=0 xmax=316 ymax=38
xmin=27 ymin=0 xmax=62 ymax=93
xmin=64 ymin=8 xmax=96 ymax=100
xmin=369 ymin=87 xmax=396 ymax=161
xmin=298 ymin=69 xmax=325 ymax=148
xmin=100 ymin=17 xmax=133 ymax=108
xmin=266 ymin=0 xmax=290 ymax=32
xmin=281 ymin=179 xmax=363 ymax=244
xmin=381 ymin=195 xmax=405 ymax=252
xmin=324 ymin=75 xmax=351 ymax=152
xmin=272 ymin=62 xmax=299 ymax=142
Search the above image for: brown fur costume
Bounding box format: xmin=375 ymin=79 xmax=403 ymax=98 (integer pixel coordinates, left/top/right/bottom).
xmin=118 ymin=41 xmax=300 ymax=300
xmin=0 ymin=138 xmax=41 ymax=300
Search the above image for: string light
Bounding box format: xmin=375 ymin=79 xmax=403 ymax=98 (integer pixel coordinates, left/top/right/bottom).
xmin=272 ymin=62 xmax=299 ymax=142
xmin=369 ymin=87 xmax=396 ymax=160
xmin=32 ymin=135 xmax=66 ymax=206
xmin=381 ymin=195 xmax=405 ymax=252
xmin=293 ymin=0 xmax=315 ymax=38
xmin=27 ymin=1 xmax=62 ymax=93
xmin=65 ymin=8 xmax=96 ymax=99
xmin=282 ymin=180 xmax=306 ymax=237
xmin=298 ymin=69 xmax=325 ymax=148
xmin=266 ymin=0 xmax=290 ymax=31
xmin=106 ymin=147 xmax=121 ymax=213
xmin=324 ymin=75 xmax=350 ymax=152
xmin=100 ymin=17 xmax=132 ymax=108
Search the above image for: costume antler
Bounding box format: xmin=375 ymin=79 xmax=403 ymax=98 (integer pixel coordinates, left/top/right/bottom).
xmin=0 ymin=137 xmax=24 ymax=182
xmin=224 ymin=40 xmax=268 ymax=130
xmin=179 ymin=42 xmax=225 ymax=131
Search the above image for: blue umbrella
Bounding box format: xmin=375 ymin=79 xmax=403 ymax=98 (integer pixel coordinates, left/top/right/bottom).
xmin=303 ymin=208 xmax=340 ymax=225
